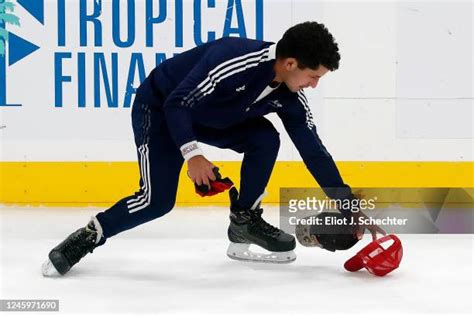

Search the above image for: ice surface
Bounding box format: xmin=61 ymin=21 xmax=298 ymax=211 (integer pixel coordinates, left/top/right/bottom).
xmin=1 ymin=206 xmax=472 ymax=315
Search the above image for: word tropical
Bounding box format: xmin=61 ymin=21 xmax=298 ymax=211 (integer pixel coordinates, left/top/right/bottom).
xmin=55 ymin=0 xmax=264 ymax=108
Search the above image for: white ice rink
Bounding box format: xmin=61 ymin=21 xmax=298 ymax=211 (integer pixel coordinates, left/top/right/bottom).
xmin=1 ymin=206 xmax=472 ymax=315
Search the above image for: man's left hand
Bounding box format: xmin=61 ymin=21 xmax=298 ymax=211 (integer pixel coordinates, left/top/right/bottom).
xmin=352 ymin=210 xmax=387 ymax=241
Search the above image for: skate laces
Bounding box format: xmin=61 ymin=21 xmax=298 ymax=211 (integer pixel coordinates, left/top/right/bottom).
xmin=250 ymin=208 xmax=281 ymax=238
xmin=62 ymin=227 xmax=98 ymax=266
xmin=230 ymin=205 xmax=282 ymax=238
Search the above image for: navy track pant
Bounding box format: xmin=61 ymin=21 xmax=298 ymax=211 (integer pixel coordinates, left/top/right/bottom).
xmin=96 ymin=102 xmax=280 ymax=239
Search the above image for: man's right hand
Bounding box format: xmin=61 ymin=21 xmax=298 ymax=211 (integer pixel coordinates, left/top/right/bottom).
xmin=187 ymin=155 xmax=216 ymax=189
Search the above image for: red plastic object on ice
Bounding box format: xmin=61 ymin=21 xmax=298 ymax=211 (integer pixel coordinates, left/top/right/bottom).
xmin=344 ymin=234 xmax=403 ymax=277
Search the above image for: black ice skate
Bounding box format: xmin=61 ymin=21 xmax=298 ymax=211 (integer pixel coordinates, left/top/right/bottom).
xmin=227 ymin=187 xmax=296 ymax=263
xmin=42 ymin=217 xmax=104 ymax=276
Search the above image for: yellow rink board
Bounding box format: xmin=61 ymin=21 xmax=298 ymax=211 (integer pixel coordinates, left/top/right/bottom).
xmin=0 ymin=161 xmax=473 ymax=206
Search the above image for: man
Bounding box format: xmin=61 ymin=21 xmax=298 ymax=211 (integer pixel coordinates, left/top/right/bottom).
xmin=42 ymin=21 xmax=384 ymax=276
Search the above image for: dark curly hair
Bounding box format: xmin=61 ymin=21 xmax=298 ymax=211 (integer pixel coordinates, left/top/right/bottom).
xmin=276 ymin=21 xmax=340 ymax=71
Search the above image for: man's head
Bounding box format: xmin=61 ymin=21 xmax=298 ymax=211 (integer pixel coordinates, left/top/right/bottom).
xmin=274 ymin=22 xmax=340 ymax=92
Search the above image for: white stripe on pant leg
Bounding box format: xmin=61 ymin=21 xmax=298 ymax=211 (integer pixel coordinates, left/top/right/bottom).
xmin=127 ymin=145 xmax=145 ymax=204
xmin=127 ymin=145 xmax=148 ymax=206
xmin=129 ymin=144 xmax=152 ymax=213
xmin=251 ymin=191 xmax=268 ymax=211
xmin=128 ymin=146 xmax=150 ymax=206
xmin=129 ymin=146 xmax=152 ymax=213
xmin=127 ymin=146 xmax=150 ymax=211
xmin=127 ymin=147 xmax=150 ymax=210
xmin=128 ymin=145 xmax=150 ymax=209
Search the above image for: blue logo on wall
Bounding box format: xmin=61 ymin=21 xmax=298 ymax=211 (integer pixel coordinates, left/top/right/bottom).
xmin=0 ymin=0 xmax=43 ymax=107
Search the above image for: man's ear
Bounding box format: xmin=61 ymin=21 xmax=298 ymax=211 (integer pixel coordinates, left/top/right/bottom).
xmin=284 ymin=58 xmax=298 ymax=71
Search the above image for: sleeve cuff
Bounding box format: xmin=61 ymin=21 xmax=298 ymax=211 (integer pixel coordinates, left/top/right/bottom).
xmin=180 ymin=140 xmax=204 ymax=161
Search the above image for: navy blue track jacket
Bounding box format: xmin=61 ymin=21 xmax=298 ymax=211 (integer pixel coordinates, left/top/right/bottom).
xmin=135 ymin=37 xmax=355 ymax=210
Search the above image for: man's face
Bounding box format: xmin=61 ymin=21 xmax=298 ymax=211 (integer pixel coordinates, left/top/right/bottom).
xmin=281 ymin=60 xmax=330 ymax=92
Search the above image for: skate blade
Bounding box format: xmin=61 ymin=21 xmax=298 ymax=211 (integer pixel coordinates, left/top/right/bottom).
xmin=42 ymin=258 xmax=61 ymax=277
xmin=226 ymin=242 xmax=296 ymax=264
